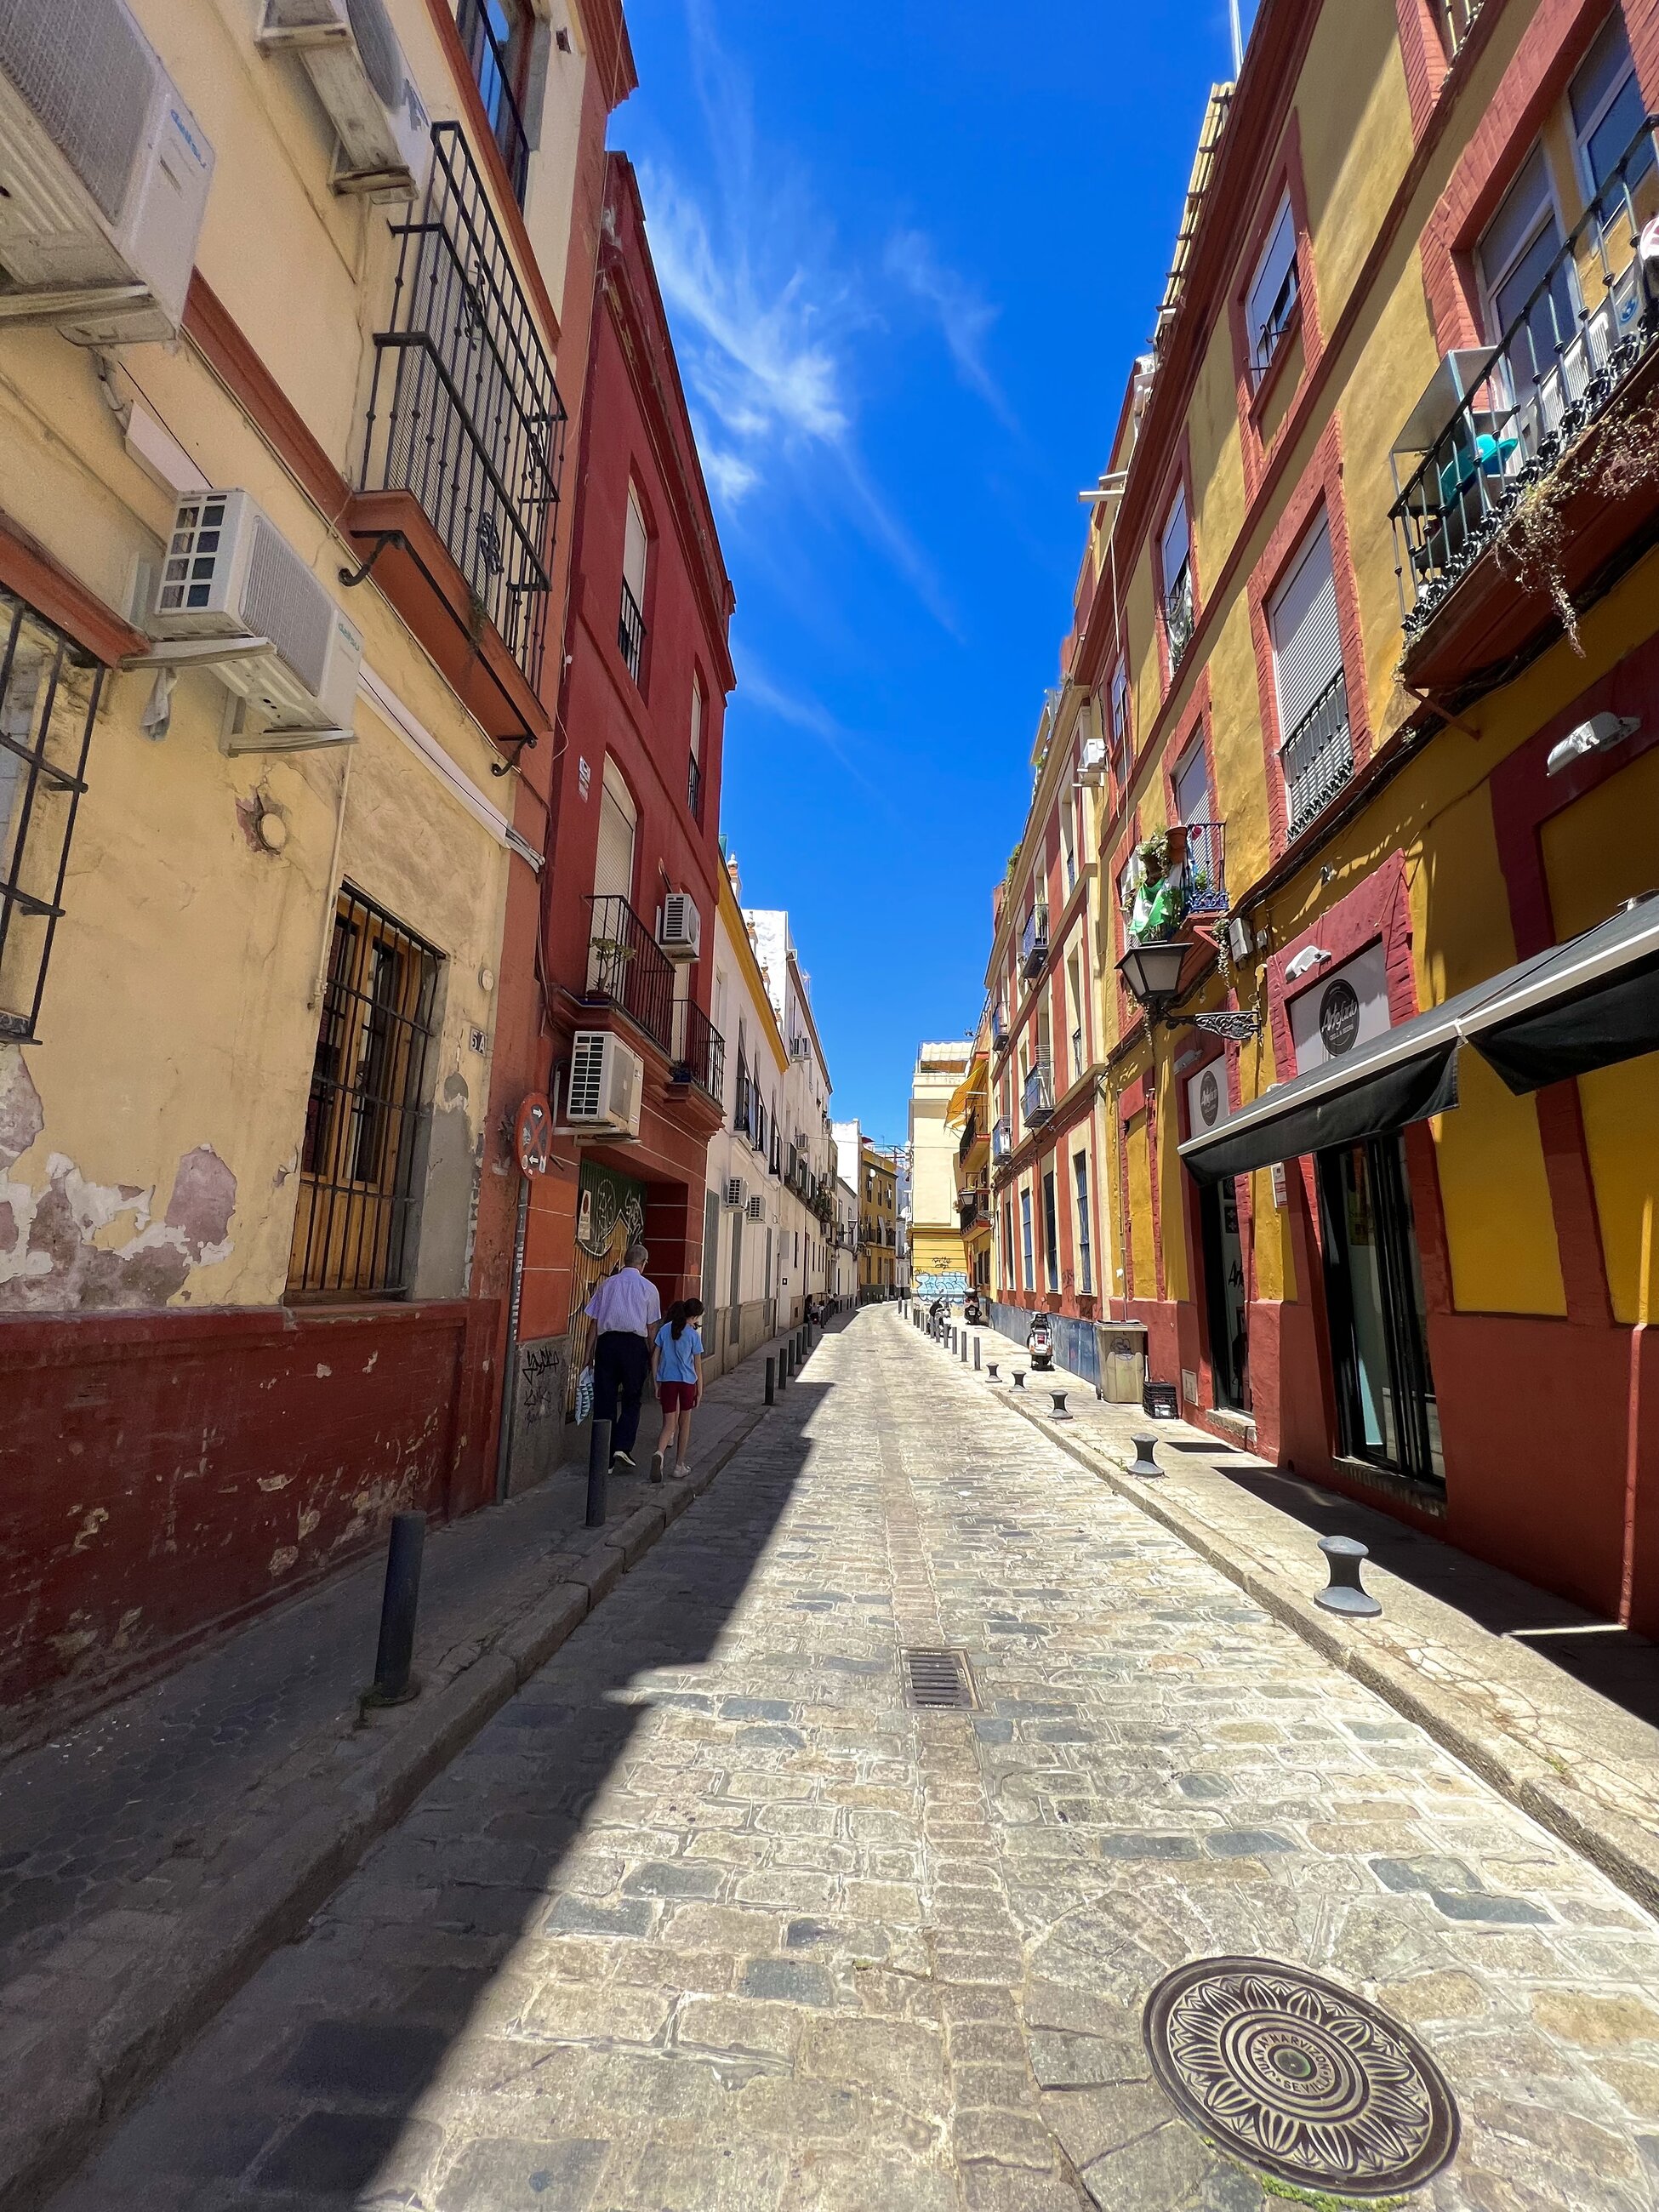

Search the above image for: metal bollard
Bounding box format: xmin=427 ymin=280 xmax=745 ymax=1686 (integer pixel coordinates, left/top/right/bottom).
xmin=1127 ymin=1434 xmax=1163 ymax=1479
xmin=366 ymin=1511 xmax=425 ymax=1706
xmin=961 ymin=1332 xmax=968 ymax=1364
xmin=765 ymin=1354 xmax=775 ymax=1405
xmin=987 ymin=1361 xmax=1000 ymax=1382
xmin=1012 ymin=1369 xmax=1026 ymax=1390
xmin=973 ymin=1340 xmax=982 ymax=1371
xmin=1049 ymin=1389 xmax=1072 ymax=1422
xmin=585 ymin=1416 xmax=612 ymax=1527
xmin=1316 ymin=1534 xmax=1382 ymax=1617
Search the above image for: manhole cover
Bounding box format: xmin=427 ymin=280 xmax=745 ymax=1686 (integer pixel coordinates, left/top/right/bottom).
xmin=1143 ymin=1958 xmax=1459 ymax=2196
xmin=903 ymin=1648 xmax=976 ymax=1709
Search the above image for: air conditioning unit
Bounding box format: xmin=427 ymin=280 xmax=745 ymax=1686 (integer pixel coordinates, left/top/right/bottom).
xmin=723 ymin=1176 xmax=745 ymax=1210
xmin=658 ymin=892 xmax=702 ymax=963
xmin=0 ymin=0 xmax=215 ymax=346
xmin=1079 ymin=735 xmax=1109 ymax=785
xmin=566 ymin=1030 xmax=643 ymax=1138
xmin=1225 ymin=915 xmax=1252 ymax=965
xmin=745 ymin=1195 xmax=764 ymax=1223
xmin=790 ymin=1036 xmax=810 ymax=1062
xmin=148 ymin=492 xmax=363 ymax=749
xmin=256 ymin=0 xmax=431 ymax=200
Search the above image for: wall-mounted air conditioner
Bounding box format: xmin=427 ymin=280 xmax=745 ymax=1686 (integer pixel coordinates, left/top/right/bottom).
xmin=257 ymin=0 xmax=431 ymax=200
xmin=147 ymin=491 xmax=363 ymax=750
xmin=790 ymin=1036 xmax=810 ymax=1062
xmin=1225 ymin=915 xmax=1252 ymax=966
xmin=658 ymin=892 xmax=701 ymax=963
xmin=723 ymin=1177 xmax=745 ymax=1210
xmin=1079 ymin=735 xmax=1109 ymax=785
xmin=0 ymin=0 xmax=215 ymax=345
xmin=745 ymin=1195 xmax=764 ymax=1223
xmin=566 ymin=1030 xmax=644 ymax=1138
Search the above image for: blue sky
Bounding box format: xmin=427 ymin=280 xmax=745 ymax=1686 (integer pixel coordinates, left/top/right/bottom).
xmin=615 ymin=0 xmax=1257 ymax=1147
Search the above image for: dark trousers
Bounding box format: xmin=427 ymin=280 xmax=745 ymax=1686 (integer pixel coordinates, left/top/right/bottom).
xmin=593 ymin=1330 xmax=650 ymax=1458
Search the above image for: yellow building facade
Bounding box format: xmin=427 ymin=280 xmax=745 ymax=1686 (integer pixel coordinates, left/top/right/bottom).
xmin=1047 ymin=0 xmax=1659 ymax=1626
xmin=908 ymin=1039 xmax=971 ymax=1295
xmin=858 ymin=1139 xmax=898 ymax=1299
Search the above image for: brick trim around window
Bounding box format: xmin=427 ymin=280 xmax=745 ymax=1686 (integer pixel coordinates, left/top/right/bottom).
xmin=1227 ymin=111 xmax=1325 ymax=502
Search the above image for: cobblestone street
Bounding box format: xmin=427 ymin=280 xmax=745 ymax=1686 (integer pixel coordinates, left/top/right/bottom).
xmin=55 ymin=1308 xmax=1659 ymax=2211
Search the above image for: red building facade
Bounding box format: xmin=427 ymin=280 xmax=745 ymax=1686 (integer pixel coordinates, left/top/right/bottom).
xmin=504 ymin=154 xmax=737 ymax=1491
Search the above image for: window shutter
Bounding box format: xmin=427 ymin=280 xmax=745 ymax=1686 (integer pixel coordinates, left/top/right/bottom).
xmin=1269 ymin=521 xmax=1341 ymax=736
xmin=594 ymin=759 xmax=637 ymax=904
xmin=1160 ymin=493 xmax=1189 ymax=597
xmin=623 ymin=488 xmax=648 ymax=600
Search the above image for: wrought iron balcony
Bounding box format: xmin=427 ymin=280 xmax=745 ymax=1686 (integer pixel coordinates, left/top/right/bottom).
xmin=584 ymin=893 xmax=673 ymax=1052
xmin=1121 ymin=820 xmax=1231 ymax=946
xmin=957 ymin=1110 xmax=978 ymax=1161
xmin=1023 ymin=1059 xmax=1055 ymax=1129
xmin=1436 ymin=0 xmax=1487 ymax=61
xmin=687 ymin=752 xmax=703 ymax=820
xmin=1389 ymin=120 xmax=1659 ymax=637
xmin=1020 ymin=904 xmax=1049 ymax=981
xmin=1165 ymin=565 xmax=1194 ymax=670
xmin=619 ymin=578 xmax=646 ymax=683
xmin=990 ymin=1002 xmax=1008 ymax=1050
xmin=1280 ymin=673 xmax=1354 ymax=841
xmin=958 ymin=1180 xmax=989 ymax=1230
xmin=670 ymin=997 xmax=725 ymax=1101
xmin=456 ymin=0 xmax=531 ymax=203
xmin=363 ymin=123 xmax=565 ymax=693
xmin=991 ymin=1115 xmax=1012 ymax=1164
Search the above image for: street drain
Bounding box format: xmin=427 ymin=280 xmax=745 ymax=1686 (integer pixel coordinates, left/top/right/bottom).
xmin=1143 ymin=1958 xmax=1459 ymax=2197
xmin=902 ymin=1648 xmax=976 ymax=1710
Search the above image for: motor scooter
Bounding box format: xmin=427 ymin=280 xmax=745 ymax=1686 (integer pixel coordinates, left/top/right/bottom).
xmin=1026 ymin=1316 xmax=1055 ymax=1371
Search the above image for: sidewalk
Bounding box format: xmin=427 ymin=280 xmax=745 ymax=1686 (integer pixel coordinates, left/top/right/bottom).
xmin=910 ymin=1300 xmax=1659 ymax=1919
xmin=0 ymin=1314 xmax=835 ymax=2212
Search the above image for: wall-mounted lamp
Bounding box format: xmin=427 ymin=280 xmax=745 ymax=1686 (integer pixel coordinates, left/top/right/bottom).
xmin=1117 ymin=941 xmax=1263 ymax=1040
xmin=1284 ymin=944 xmax=1332 ymax=983
xmin=1546 ymin=712 xmax=1640 ymax=778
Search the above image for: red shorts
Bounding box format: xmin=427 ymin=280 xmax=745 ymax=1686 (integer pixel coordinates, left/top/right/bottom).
xmin=658 ymin=1380 xmax=698 ymax=1413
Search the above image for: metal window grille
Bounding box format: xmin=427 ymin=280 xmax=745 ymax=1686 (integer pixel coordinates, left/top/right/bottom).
xmin=1280 ymin=670 xmax=1354 ymax=840
xmin=363 ymin=121 xmax=566 ymax=693
xmin=1023 ymin=1058 xmax=1055 ymax=1127
xmin=671 ymin=996 xmax=725 ymax=1100
xmin=455 ymin=0 xmax=532 ymax=203
xmin=687 ymin=750 xmax=703 ymax=819
xmin=0 ymin=590 xmax=100 ymax=1043
xmin=584 ymin=892 xmax=673 ymax=1051
xmin=287 ymin=888 xmax=441 ymax=1301
xmin=618 ymin=577 xmax=646 ymax=683
xmin=1437 ymin=0 xmax=1486 ymax=61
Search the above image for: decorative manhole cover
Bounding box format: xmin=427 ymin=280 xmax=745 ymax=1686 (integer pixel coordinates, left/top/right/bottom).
xmin=1143 ymin=1958 xmax=1459 ymax=2196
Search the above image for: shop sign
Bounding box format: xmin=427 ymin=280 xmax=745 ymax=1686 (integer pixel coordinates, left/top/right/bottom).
xmin=1289 ymin=942 xmax=1390 ymax=1074
xmin=1185 ymin=1060 xmax=1231 ymax=1137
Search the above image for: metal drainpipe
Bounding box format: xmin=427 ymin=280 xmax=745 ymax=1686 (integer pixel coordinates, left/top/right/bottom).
xmin=494 ymin=1169 xmax=532 ymax=1503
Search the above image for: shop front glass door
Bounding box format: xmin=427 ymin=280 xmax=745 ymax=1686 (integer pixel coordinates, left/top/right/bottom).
xmin=1317 ymin=1137 xmax=1444 ymax=1489
xmin=1200 ymin=1175 xmax=1250 ymax=1411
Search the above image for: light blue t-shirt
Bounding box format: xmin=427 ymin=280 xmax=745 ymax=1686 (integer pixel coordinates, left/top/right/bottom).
xmin=654 ymin=1322 xmax=703 ymax=1386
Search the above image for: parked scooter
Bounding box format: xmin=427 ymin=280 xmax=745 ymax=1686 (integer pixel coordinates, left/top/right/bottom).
xmin=1026 ymin=1315 xmax=1055 ymax=1371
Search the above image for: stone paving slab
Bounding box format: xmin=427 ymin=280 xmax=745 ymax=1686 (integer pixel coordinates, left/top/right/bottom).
xmin=938 ymin=1304 xmax=1659 ymax=1923
xmin=45 ymin=1305 xmax=1659 ymax=2212
xmin=0 ymin=1317 xmax=834 ymax=2212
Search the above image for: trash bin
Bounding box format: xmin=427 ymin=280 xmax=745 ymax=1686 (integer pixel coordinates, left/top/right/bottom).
xmin=1095 ymin=1320 xmax=1149 ymax=1405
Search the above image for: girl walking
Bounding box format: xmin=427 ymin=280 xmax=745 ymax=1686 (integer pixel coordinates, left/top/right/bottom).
xmin=649 ymin=1298 xmax=704 ymax=1482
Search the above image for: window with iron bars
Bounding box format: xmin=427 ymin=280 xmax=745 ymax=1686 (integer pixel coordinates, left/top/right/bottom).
xmin=362 ymin=122 xmax=566 ymax=694
xmin=0 ymin=590 xmax=100 ymax=1043
xmin=288 ymin=888 xmax=441 ymax=1301
xmin=455 ymin=0 xmax=533 ymax=204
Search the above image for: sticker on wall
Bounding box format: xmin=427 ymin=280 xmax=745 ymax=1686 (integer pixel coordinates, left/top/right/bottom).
xmin=1270 ymin=1160 xmax=1289 ymax=1210
xmin=1288 ymin=942 xmax=1390 ymax=1075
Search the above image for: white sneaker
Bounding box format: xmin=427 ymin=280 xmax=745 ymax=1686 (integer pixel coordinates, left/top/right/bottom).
xmin=612 ymin=1449 xmax=635 ymax=1469
xmin=672 ymin=1462 xmax=692 ymax=1479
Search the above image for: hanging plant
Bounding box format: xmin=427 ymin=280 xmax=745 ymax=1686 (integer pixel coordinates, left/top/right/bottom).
xmin=1137 ymin=830 xmax=1171 ymax=881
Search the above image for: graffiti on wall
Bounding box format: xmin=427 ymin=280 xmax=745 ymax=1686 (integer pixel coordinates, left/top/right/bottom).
xmin=562 ymin=1157 xmax=649 ymax=1416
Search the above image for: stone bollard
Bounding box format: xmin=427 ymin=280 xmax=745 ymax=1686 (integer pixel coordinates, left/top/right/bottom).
xmin=765 ymin=1355 xmax=775 ymax=1405
xmin=1012 ymin=1369 xmax=1026 ymax=1390
xmin=366 ymin=1511 xmax=426 ymax=1707
xmin=585 ymin=1417 xmax=612 ymax=1526
xmin=1127 ymin=1434 xmax=1163 ymax=1479
xmin=1316 ymin=1534 xmax=1382 ymax=1617
xmin=1049 ymin=1390 xmax=1071 ymax=1422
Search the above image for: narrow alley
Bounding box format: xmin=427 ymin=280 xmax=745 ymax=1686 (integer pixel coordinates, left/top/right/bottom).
xmin=51 ymin=1308 xmax=1659 ymax=2212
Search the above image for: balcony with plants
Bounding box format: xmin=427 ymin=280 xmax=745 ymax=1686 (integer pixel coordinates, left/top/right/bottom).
xmin=1388 ymin=118 xmax=1659 ymax=694
xmin=668 ymin=997 xmax=725 ymax=1103
xmin=584 ymin=894 xmax=673 ymax=1052
xmin=1119 ymin=820 xmax=1229 ymax=949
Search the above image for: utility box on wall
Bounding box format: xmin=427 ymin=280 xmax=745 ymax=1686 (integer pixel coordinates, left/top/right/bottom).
xmin=1096 ymin=1320 xmax=1149 ymax=1405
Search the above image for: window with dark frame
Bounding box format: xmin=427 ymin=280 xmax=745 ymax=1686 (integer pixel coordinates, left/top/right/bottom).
xmin=1042 ymin=1169 xmax=1060 ymax=1293
xmin=1246 ymin=194 xmax=1299 ymax=386
xmin=288 ymin=887 xmax=441 ymax=1302
xmin=0 ymin=590 xmax=100 ymax=1045
xmin=1074 ymin=1151 xmax=1093 ymax=1296
xmin=456 ymin=0 xmax=533 ymax=203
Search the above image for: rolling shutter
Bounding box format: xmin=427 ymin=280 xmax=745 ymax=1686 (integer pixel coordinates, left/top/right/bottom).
xmin=594 ymin=759 xmax=636 ymax=904
xmin=1269 ymin=520 xmax=1340 ymax=736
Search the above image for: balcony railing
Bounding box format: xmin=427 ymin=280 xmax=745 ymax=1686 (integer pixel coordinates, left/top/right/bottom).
xmin=618 ymin=578 xmax=646 ymax=683
xmin=363 ymin=123 xmax=566 ymax=693
xmin=456 ymin=0 xmax=531 ymax=203
xmin=687 ymin=752 xmax=703 ymax=819
xmin=958 ymin=1183 xmax=989 ymax=1229
xmin=990 ymin=1003 xmax=1008 ymax=1050
xmin=1023 ymin=1059 xmax=1055 ymax=1129
xmin=957 ymin=1110 xmax=978 ymax=1161
xmin=1280 ymin=672 xmax=1354 ymax=841
xmin=670 ymin=997 xmax=725 ymax=1101
xmin=1165 ymin=566 xmax=1194 ymax=670
xmin=1389 ymin=119 xmax=1659 ymax=630
xmin=1122 ymin=820 xmax=1231 ymax=945
xmin=1436 ymin=0 xmax=1486 ymax=61
xmin=1020 ymin=904 xmax=1050 ymax=980
xmin=584 ymin=893 xmax=673 ymax=1052
xmin=991 ymin=1116 xmax=1012 ymax=1164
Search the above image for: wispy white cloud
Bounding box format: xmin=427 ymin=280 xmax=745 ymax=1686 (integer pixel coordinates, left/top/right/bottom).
xmin=733 ymin=653 xmax=896 ymax=817
xmin=883 ymin=228 xmax=1018 ymax=432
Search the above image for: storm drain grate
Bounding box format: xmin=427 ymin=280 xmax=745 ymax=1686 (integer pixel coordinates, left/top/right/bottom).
xmin=1143 ymin=1957 xmax=1459 ymax=2196
xmin=903 ymin=1647 xmax=976 ymax=1710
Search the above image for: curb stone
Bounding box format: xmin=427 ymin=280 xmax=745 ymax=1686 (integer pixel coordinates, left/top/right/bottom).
xmin=1 ymin=1399 xmax=772 ymax=2212
xmin=995 ymin=1384 xmax=1659 ymax=1925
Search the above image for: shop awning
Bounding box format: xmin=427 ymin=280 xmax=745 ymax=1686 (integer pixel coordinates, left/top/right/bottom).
xmin=1180 ymin=895 xmax=1659 ymax=1185
xmin=1462 ymin=895 xmax=1659 ymax=1094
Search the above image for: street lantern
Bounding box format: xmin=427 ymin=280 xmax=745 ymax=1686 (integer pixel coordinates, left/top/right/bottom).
xmin=1117 ymin=939 xmax=1190 ymax=1017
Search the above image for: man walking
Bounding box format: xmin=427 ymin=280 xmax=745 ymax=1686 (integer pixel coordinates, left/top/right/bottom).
xmin=582 ymin=1242 xmax=661 ymax=1470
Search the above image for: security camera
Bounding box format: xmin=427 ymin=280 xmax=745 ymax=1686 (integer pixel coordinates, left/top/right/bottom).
xmin=1546 ymin=712 xmax=1640 ymax=777
xmin=1284 ymin=945 xmax=1331 ymax=982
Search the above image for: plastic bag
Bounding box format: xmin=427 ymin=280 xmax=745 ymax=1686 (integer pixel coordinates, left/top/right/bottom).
xmin=575 ymin=1365 xmax=595 ymax=1426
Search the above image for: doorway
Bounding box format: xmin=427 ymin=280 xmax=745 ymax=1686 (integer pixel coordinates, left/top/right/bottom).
xmin=1198 ymin=1175 xmax=1250 ymax=1411
xmin=1317 ymin=1136 xmax=1444 ymax=1490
